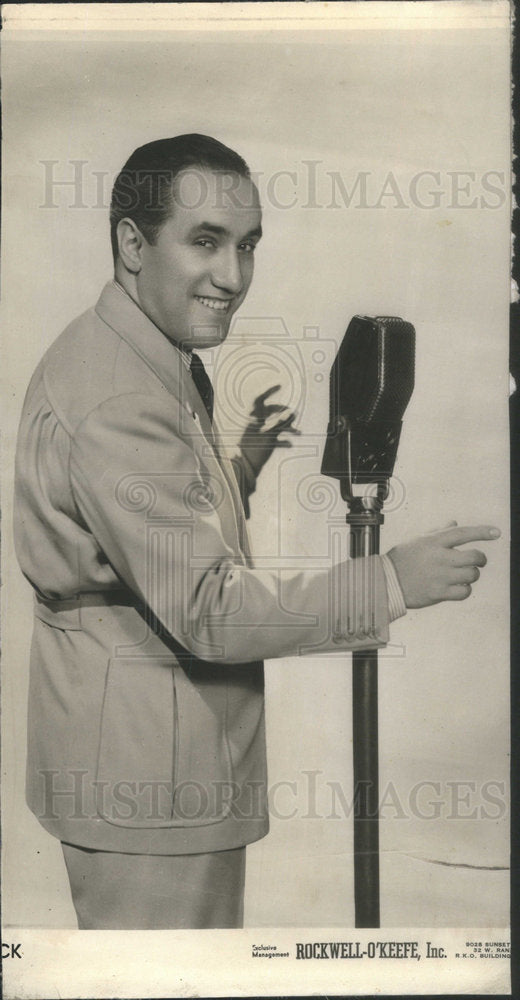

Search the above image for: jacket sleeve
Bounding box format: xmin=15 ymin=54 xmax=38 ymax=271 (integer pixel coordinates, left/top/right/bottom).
xmin=70 ymin=392 xmax=391 ymax=664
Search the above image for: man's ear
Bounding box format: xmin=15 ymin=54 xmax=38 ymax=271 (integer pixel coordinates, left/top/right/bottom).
xmin=116 ymin=218 xmax=145 ymax=273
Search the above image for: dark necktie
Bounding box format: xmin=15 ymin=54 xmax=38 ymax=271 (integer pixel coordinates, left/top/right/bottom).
xmin=190 ymin=351 xmax=214 ymax=424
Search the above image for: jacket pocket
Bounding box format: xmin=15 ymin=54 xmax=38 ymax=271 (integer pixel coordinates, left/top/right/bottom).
xmin=95 ymin=656 xmax=175 ymax=826
xmin=95 ymin=656 xmax=234 ymax=829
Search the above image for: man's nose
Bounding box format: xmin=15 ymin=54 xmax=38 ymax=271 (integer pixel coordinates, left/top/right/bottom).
xmin=210 ymin=248 xmax=243 ymax=294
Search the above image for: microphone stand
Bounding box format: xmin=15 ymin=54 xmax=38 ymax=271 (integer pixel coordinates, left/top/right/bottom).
xmin=320 ymin=314 xmax=415 ymax=927
xmin=343 ymin=482 xmax=387 ymax=929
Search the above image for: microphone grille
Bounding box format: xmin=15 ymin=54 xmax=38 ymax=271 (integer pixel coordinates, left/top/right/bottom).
xmin=331 ymin=315 xmax=415 ymax=424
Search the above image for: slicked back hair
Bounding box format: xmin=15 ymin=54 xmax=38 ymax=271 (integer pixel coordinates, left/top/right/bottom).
xmin=109 ymin=133 xmax=251 ymax=261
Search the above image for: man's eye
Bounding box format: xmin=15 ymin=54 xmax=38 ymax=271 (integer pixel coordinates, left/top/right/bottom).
xmin=238 ymin=241 xmax=256 ymax=253
xmin=195 ymin=238 xmax=216 ymax=248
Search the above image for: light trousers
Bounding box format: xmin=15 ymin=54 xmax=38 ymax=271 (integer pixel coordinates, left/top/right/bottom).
xmin=62 ymin=841 xmax=246 ymax=929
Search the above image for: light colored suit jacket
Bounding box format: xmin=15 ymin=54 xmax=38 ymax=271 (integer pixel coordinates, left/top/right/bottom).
xmin=14 ymin=281 xmax=391 ymax=854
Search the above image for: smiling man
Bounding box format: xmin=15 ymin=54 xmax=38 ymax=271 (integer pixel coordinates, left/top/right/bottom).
xmin=115 ymin=159 xmax=262 ymax=349
xmin=14 ymin=134 xmax=499 ymax=930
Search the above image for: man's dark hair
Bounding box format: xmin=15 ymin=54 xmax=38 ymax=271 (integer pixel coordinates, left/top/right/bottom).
xmin=109 ymin=133 xmax=251 ymax=261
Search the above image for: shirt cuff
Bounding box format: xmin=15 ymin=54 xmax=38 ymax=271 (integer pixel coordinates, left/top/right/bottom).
xmin=380 ymin=553 xmax=407 ymax=621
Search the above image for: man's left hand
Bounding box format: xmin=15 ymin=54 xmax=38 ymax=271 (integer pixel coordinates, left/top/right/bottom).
xmin=239 ymin=384 xmax=300 ymax=477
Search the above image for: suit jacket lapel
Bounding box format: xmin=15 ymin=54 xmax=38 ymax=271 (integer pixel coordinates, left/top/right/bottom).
xmin=95 ymin=282 xmax=251 ymax=561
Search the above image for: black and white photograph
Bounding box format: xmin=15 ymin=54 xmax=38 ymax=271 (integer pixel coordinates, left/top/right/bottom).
xmin=2 ymin=2 xmax=511 ymax=996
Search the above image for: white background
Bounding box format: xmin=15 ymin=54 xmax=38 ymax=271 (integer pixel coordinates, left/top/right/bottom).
xmin=2 ymin=0 xmax=510 ymax=950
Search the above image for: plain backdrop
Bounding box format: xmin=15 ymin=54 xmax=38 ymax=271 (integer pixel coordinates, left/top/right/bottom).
xmin=2 ymin=10 xmax=510 ymax=931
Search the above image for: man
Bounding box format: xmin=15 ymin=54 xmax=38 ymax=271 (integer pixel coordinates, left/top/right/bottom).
xmin=14 ymin=134 xmax=499 ymax=929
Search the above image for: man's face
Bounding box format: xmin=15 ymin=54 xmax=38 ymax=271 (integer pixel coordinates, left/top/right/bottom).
xmin=135 ymin=168 xmax=262 ymax=350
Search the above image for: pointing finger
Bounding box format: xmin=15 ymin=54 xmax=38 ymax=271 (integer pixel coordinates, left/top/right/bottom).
xmin=439 ymin=525 xmax=501 ymax=548
xmin=428 ymin=520 xmax=458 ymax=534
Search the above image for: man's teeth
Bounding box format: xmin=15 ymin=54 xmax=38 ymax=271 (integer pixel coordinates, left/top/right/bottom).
xmin=196 ymin=296 xmax=230 ymax=312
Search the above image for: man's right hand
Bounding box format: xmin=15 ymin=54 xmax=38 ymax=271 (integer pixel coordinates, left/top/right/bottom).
xmin=386 ymin=523 xmax=501 ymax=609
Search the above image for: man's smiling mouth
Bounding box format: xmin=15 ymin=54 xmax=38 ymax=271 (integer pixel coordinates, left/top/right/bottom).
xmin=195 ymin=295 xmax=232 ymax=313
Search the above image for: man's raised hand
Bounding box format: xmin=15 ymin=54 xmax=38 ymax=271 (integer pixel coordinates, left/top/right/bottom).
xmin=386 ymin=523 xmax=501 ymax=609
xmin=239 ymin=384 xmax=300 ymax=477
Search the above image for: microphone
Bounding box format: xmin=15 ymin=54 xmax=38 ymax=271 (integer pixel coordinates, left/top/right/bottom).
xmin=321 ymin=315 xmax=415 ymax=500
